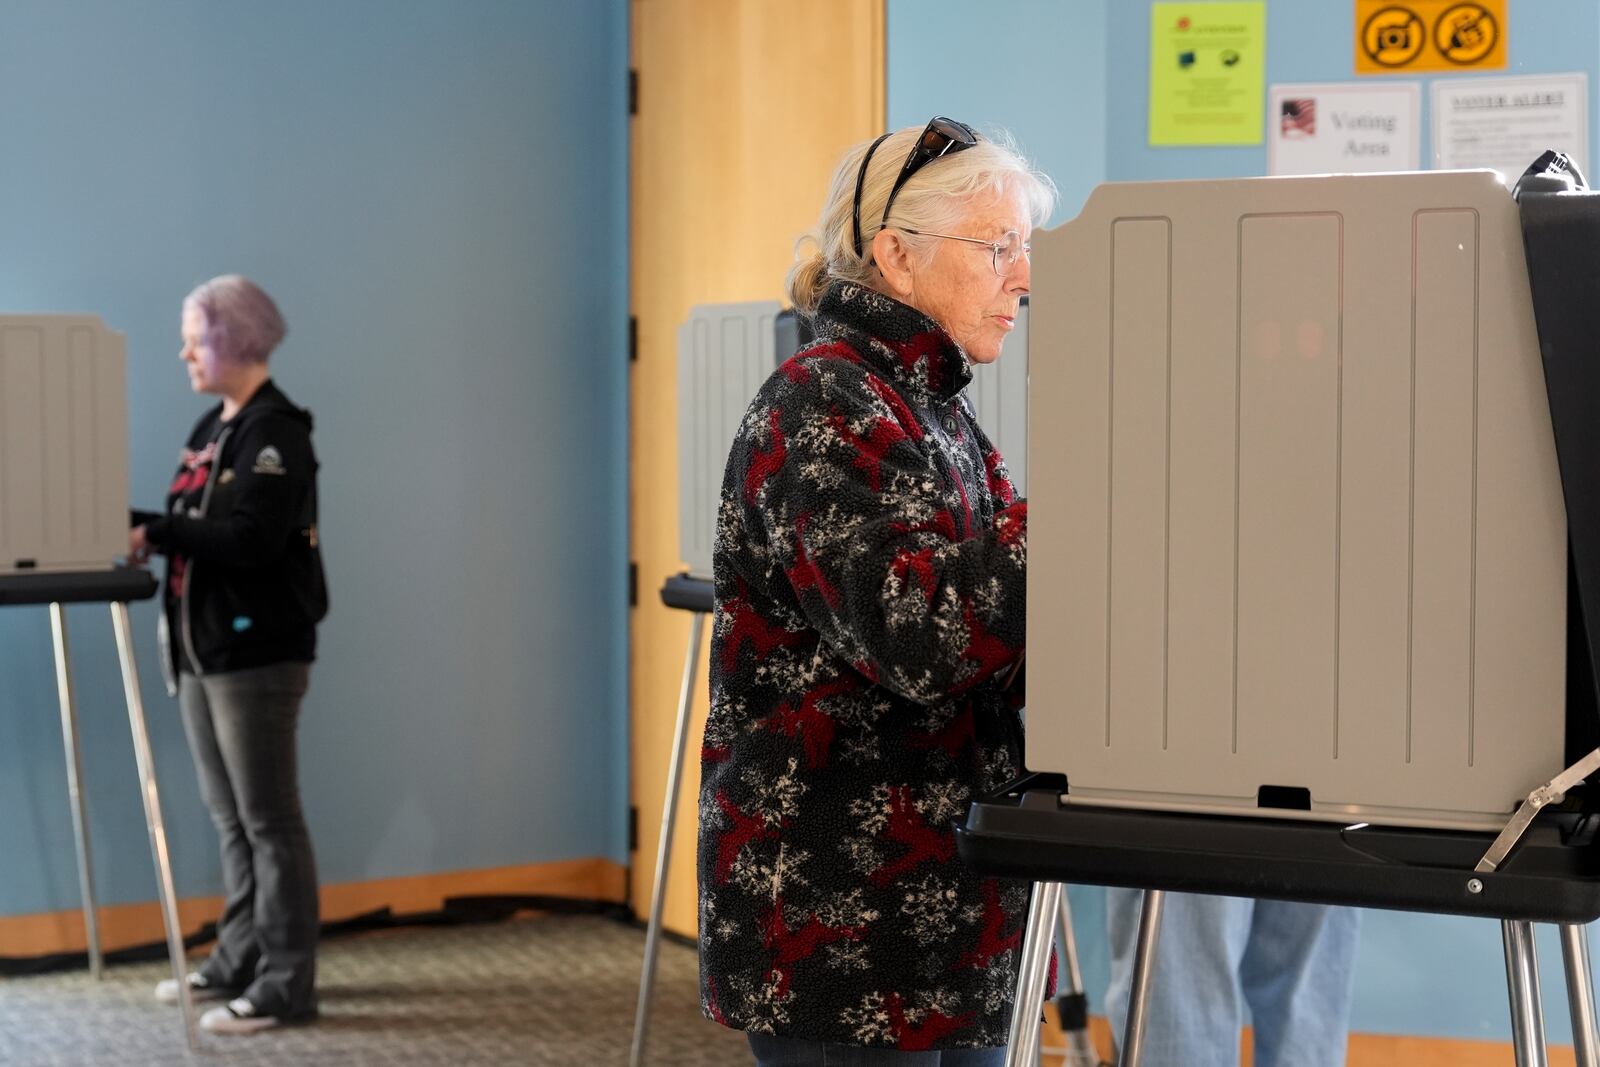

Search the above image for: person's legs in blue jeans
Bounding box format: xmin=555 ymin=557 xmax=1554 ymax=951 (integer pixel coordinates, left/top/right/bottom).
xmin=1237 ymin=902 xmax=1359 ymax=1067
xmin=746 ymin=1033 xmax=1006 ymax=1066
xmin=1104 ymin=890 xmax=1253 ymax=1065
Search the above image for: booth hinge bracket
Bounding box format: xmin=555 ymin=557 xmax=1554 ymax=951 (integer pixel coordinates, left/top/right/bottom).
xmin=1476 ymin=746 xmax=1600 ymax=873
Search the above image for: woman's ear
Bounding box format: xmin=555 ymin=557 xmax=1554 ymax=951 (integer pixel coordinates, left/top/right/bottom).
xmin=871 ymin=228 xmax=915 ymax=301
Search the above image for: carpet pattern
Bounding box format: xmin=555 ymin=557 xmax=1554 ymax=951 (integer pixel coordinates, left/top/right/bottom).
xmin=0 ymin=915 xmax=751 ymax=1066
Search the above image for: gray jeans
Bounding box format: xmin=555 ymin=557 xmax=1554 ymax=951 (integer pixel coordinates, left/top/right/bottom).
xmin=178 ymin=662 xmax=318 ymax=1019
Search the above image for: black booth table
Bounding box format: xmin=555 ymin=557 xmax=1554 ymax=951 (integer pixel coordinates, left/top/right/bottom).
xmin=0 ymin=567 xmax=201 ymax=1050
xmin=958 ymin=773 xmax=1600 ymax=1067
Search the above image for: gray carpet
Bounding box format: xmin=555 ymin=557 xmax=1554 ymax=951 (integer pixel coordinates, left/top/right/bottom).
xmin=0 ymin=915 xmax=752 ymax=1066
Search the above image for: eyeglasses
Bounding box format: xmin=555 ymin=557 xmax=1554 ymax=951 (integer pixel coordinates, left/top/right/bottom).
xmin=895 ymin=227 xmax=1030 ymax=277
xmin=852 ymin=116 xmax=980 ymax=258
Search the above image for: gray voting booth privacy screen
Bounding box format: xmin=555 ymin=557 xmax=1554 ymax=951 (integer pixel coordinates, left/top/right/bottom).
xmin=675 ymin=301 xmax=1030 ymax=582
xmin=677 ymin=302 xmax=785 ymax=581
xmin=1027 ymin=170 xmax=1567 ymax=832
xmin=966 ymin=301 xmax=1029 ymax=496
xmin=0 ymin=316 xmax=128 ymax=575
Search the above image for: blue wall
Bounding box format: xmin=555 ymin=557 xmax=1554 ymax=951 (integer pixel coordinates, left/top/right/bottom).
xmin=1106 ymin=0 xmax=1600 ymax=182
xmin=0 ymin=1 xmax=629 ymax=927
xmin=887 ymin=0 xmax=1107 ymax=225
xmin=890 ymin=0 xmax=1600 ymax=1045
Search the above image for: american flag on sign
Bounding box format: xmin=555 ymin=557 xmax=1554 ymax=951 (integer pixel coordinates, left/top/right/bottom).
xmin=1281 ymin=98 xmax=1316 ymax=138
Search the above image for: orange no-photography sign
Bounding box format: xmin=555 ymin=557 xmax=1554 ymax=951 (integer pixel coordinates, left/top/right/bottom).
xmin=1356 ymin=0 xmax=1506 ymax=74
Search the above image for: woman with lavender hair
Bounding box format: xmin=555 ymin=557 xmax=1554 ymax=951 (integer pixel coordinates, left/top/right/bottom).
xmin=129 ymin=275 xmax=328 ymax=1034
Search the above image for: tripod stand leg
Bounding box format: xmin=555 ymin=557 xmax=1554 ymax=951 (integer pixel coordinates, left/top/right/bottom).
xmin=1052 ymin=891 xmax=1097 ymax=1067
xmin=1119 ymin=889 xmax=1166 ymax=1067
xmin=629 ymin=609 xmax=706 ymax=1067
xmin=50 ymin=603 xmax=103 ymax=980
xmin=111 ymin=602 xmax=199 ymax=1052
xmin=1005 ymin=881 xmax=1063 ymax=1067
xmin=1561 ymin=923 xmax=1599 ymax=1067
xmin=1503 ymin=919 xmax=1550 ymax=1067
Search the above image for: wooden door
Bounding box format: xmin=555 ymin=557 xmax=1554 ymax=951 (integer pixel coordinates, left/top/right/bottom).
xmin=630 ymin=0 xmax=885 ymax=936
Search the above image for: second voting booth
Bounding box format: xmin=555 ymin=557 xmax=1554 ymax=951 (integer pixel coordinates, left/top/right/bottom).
xmin=0 ymin=316 xmax=199 ymax=1049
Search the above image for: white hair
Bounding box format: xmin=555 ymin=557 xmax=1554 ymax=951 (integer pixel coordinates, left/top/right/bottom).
xmin=786 ymin=124 xmax=1056 ymax=314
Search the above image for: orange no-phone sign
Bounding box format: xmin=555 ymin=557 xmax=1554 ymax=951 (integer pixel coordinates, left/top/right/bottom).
xmin=1356 ymin=0 xmax=1506 ymax=74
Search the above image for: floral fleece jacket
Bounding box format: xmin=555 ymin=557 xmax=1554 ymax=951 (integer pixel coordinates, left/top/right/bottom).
xmin=697 ymin=281 xmax=1035 ymax=1050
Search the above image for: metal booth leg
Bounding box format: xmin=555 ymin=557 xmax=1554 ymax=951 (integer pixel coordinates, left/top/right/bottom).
xmin=48 ymin=603 xmax=103 ymax=980
xmin=1050 ymin=890 xmax=1098 ymax=1067
xmin=1561 ymin=923 xmax=1600 ymax=1067
xmin=110 ymin=602 xmax=199 ymax=1051
xmin=1005 ymin=881 xmax=1063 ymax=1067
xmin=1503 ymin=919 xmax=1550 ymax=1067
xmin=629 ymin=609 xmax=707 ymax=1067
xmin=1119 ymin=889 xmax=1167 ymax=1067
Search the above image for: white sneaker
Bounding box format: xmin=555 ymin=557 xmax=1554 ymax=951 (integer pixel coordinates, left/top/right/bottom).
xmin=153 ymin=972 xmax=229 ymax=1005
xmin=199 ymin=997 xmax=280 ymax=1035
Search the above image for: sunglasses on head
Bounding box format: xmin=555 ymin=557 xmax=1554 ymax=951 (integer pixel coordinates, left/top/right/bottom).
xmin=851 ymin=116 xmax=980 ymax=258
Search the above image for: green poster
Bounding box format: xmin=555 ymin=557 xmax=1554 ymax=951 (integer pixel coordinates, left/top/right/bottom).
xmin=1149 ymin=1 xmax=1266 ymax=145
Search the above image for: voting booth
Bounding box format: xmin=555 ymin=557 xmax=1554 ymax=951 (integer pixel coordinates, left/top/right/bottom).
xmin=0 ymin=314 xmax=199 ymax=1049
xmin=672 ymin=300 xmax=1031 ymax=580
xmin=634 ymin=300 xmax=798 ymax=1066
xmin=958 ymin=164 xmax=1600 ymax=1066
xmin=1032 ymin=169 xmax=1566 ymax=831
xmin=966 ymin=299 xmax=1030 ymax=496
xmin=0 ymin=316 xmax=129 ymax=575
xmin=675 ymin=301 xmax=793 ymax=583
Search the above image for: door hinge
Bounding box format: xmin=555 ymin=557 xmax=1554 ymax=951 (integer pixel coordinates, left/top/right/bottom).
xmin=629 ymin=806 xmax=640 ymax=852
xmin=629 ymin=561 xmax=639 ymax=607
xmin=629 ymin=315 xmax=639 ymax=363
xmin=629 ymin=69 xmax=639 ymax=116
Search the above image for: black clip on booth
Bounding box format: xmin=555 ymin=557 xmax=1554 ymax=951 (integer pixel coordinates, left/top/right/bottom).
xmin=957 ymin=153 xmax=1600 ymax=1067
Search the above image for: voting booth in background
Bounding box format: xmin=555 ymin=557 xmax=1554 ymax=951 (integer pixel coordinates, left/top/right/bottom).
xmin=672 ymin=299 xmax=1032 ymax=582
xmin=674 ymin=301 xmax=794 ymax=583
xmin=634 ymin=300 xmax=795 ymax=1067
xmin=962 ymin=164 xmax=1600 ymax=1067
xmin=0 ymin=316 xmax=129 ymax=575
xmin=0 ymin=314 xmax=199 ymax=1050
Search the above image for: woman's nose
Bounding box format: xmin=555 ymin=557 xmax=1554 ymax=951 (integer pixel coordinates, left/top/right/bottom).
xmin=1008 ymin=252 xmax=1031 ymax=293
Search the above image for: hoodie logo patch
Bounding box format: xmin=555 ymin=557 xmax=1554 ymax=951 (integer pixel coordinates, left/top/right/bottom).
xmin=252 ymin=446 xmax=286 ymax=475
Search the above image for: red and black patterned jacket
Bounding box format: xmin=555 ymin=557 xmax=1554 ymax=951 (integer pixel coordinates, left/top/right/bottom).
xmin=698 ymin=282 xmax=1032 ymax=1050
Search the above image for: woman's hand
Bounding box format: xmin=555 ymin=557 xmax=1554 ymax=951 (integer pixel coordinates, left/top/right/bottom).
xmin=128 ymin=525 xmax=152 ymax=566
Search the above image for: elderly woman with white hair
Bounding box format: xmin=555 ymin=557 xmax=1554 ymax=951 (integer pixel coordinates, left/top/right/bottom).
xmin=130 ymin=275 xmax=327 ymax=1035
xmin=697 ymin=119 xmax=1054 ymax=1065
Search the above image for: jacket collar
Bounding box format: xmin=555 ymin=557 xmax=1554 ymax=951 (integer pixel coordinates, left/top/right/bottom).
xmin=215 ymin=378 xmax=314 ymax=431
xmin=812 ymin=282 xmax=972 ymax=403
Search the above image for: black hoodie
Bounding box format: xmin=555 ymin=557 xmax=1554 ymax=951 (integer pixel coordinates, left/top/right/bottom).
xmin=133 ymin=379 xmax=328 ymax=686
